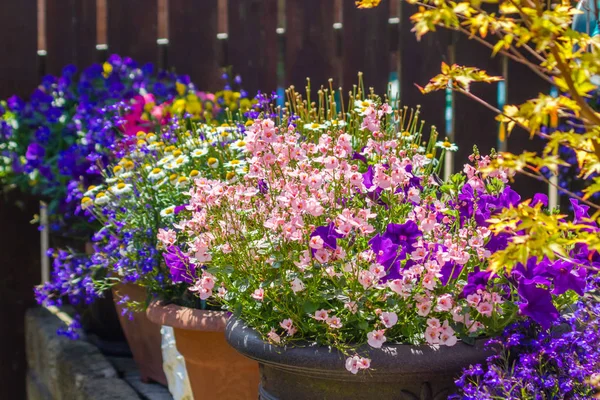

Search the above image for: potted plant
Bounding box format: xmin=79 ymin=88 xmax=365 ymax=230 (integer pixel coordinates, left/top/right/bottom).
xmin=167 ymin=84 xmax=589 ymax=398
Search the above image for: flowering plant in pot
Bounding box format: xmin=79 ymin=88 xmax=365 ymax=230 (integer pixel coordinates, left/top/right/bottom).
xmin=168 ymin=84 xmax=591 ymax=399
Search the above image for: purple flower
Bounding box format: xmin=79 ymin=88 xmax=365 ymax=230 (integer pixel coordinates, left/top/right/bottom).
xmin=531 ymin=193 xmax=548 ymax=207
xmin=310 ymin=223 xmax=344 ymax=252
xmin=25 ymin=142 xmax=45 ymax=162
xmin=545 ymin=260 xmax=586 ymax=296
xmin=163 ymin=245 xmax=196 ymax=284
xmin=462 ymin=268 xmax=493 ymax=297
xmin=383 ymin=220 xmax=422 ymax=256
xmin=517 ymin=283 xmax=559 ymax=329
xmin=439 ymin=261 xmax=463 ymax=286
xmin=368 ymin=234 xmax=401 ymax=279
xmin=174 ymin=204 xmax=188 ymax=215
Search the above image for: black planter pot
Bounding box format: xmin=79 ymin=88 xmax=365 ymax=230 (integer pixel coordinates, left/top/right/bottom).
xmin=226 ymin=317 xmax=489 ymax=400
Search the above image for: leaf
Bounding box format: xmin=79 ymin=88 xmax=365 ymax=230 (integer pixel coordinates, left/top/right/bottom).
xmin=303 ymin=300 xmax=319 ymax=314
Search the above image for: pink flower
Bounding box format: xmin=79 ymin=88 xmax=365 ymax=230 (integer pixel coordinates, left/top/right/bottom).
xmin=466 ymin=293 xmax=481 ymax=307
xmin=477 ymin=302 xmax=493 ymax=317
xmin=251 ymin=288 xmax=264 ymax=301
xmin=425 ymin=326 xmax=440 ymax=345
xmin=435 ymin=294 xmax=453 ymax=312
xmin=344 ymin=301 xmax=358 ymax=314
xmin=157 ymin=228 xmax=177 ymax=245
xmin=290 ymin=278 xmax=305 ymax=293
xmin=217 ymin=287 xmax=227 ymax=298
xmin=416 ymin=301 xmax=432 ymax=317
xmin=380 ymin=312 xmax=398 ymax=328
xmin=358 ymin=270 xmax=377 ymax=289
xmin=326 ymin=316 xmax=343 ymax=329
xmin=313 ymin=248 xmax=330 ymax=264
xmin=267 ymin=329 xmax=281 ymax=344
xmin=345 ymin=356 xmax=371 ymax=374
xmin=314 ymin=309 xmax=329 ymax=321
xmin=388 ymin=279 xmax=404 ymax=294
xmin=279 ymin=318 xmax=294 ymax=333
xmin=427 ymin=318 xmax=441 ymax=328
xmin=367 ymin=329 xmax=387 ymax=348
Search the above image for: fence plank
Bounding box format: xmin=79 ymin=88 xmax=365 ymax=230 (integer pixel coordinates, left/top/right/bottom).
xmin=342 ymin=0 xmax=390 ymax=94
xmin=506 ymin=61 xmax=550 ymax=200
xmin=0 ymin=0 xmax=38 ymax=99
xmin=399 ymin=2 xmax=450 ymax=138
xmin=46 ymin=0 xmax=97 ymax=76
xmin=285 ymin=0 xmax=336 ymax=90
xmin=169 ymin=0 xmax=221 ymax=90
xmin=453 ymin=35 xmax=501 ymax=169
xmin=227 ymin=0 xmax=278 ymax=96
xmin=107 ymin=0 xmax=158 ymax=65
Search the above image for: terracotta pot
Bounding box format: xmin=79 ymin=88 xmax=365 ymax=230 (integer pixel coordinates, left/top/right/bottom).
xmin=112 ymin=284 xmax=167 ymax=385
xmin=226 ymin=316 xmax=489 ymax=400
xmin=147 ymin=301 xmax=259 ymax=399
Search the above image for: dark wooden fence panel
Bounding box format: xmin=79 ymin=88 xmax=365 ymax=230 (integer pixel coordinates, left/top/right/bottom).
xmin=0 ymin=0 xmax=38 ymax=99
xmin=399 ymin=2 xmax=449 ymax=138
xmin=285 ymin=0 xmax=336 ymax=91
xmin=506 ymin=61 xmax=550 ymax=200
xmin=0 ymin=192 xmax=41 ymax=399
xmin=342 ymin=0 xmax=390 ymax=95
xmin=169 ymin=0 xmax=221 ymax=90
xmin=46 ymin=0 xmax=97 ymax=76
xmin=107 ymin=0 xmax=158 ymax=65
xmin=228 ymin=0 xmax=278 ymax=95
xmin=453 ymin=35 xmax=502 ymax=168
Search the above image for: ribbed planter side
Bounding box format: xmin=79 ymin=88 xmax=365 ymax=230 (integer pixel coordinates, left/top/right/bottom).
xmin=146 ymin=301 xmax=259 ymax=400
xmin=226 ymin=317 xmax=489 ymax=400
xmin=112 ymin=284 xmax=167 ymax=385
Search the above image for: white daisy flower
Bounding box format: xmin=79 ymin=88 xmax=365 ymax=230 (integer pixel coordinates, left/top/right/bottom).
xmin=229 ymin=140 xmax=247 ymax=152
xmin=157 ymin=155 xmax=173 ymax=166
xmin=94 ymin=192 xmax=110 ymax=205
xmin=324 ymin=119 xmax=347 ymax=129
xmin=224 ymin=159 xmax=246 ymax=169
xmin=354 ymin=99 xmax=374 ymax=115
xmin=303 ymin=122 xmax=327 ymax=131
xmin=147 ymin=168 xmax=165 ymax=181
xmin=83 ymin=185 xmax=103 ymax=197
xmin=109 ymin=182 xmax=133 ymax=196
xmin=152 ymin=177 xmax=167 ymax=189
xmin=191 ymin=148 xmax=209 ymax=158
xmin=105 ymin=177 xmax=118 ymax=184
xmin=435 ymin=140 xmax=458 ymax=152
xmin=207 ymin=157 xmax=219 ymax=169
xmin=160 ymin=206 xmax=176 ymax=218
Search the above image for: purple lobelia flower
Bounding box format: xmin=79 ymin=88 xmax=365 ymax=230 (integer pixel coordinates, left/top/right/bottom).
xmin=531 ymin=193 xmax=548 ymax=207
xmin=163 ymin=245 xmax=196 ymax=284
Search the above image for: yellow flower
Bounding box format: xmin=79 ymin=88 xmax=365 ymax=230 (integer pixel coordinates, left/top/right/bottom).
xmin=190 ymin=170 xmax=200 ymax=178
xmin=172 ymin=99 xmax=186 ymax=114
xmin=226 ymin=171 xmax=236 ymax=180
xmin=113 ymin=165 xmax=123 ymax=175
xmin=102 ymin=62 xmax=113 ymax=76
xmin=173 ymin=149 xmax=182 ymax=157
xmin=245 ymin=120 xmax=254 ymax=127
xmin=136 ymin=131 xmax=146 ymax=139
xmin=176 ymin=81 xmax=187 ymax=96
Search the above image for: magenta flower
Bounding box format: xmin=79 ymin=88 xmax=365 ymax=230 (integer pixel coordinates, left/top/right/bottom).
xmin=163 ymin=245 xmax=196 ymax=284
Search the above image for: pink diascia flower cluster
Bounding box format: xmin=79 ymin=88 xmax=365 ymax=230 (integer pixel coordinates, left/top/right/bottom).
xmin=163 ymin=100 xmax=519 ymax=373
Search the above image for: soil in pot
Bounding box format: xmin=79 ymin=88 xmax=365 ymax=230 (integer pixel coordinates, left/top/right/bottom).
xmin=226 ymin=317 xmax=489 ymax=400
xmin=147 ymin=301 xmax=259 ymax=399
xmin=112 ymin=283 xmax=167 ymax=385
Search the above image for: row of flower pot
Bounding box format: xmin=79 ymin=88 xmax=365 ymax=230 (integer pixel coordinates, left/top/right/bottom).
xmin=114 ymin=284 xmax=487 ymax=400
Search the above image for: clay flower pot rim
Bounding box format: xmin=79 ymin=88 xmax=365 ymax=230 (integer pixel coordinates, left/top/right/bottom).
xmin=226 ymin=316 xmax=490 ymax=381
xmin=146 ymin=300 xmax=228 ymax=332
